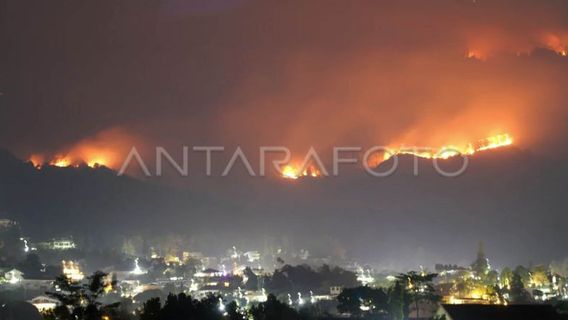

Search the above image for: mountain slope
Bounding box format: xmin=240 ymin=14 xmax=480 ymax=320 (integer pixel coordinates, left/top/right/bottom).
xmin=0 ymin=147 xmax=566 ymax=268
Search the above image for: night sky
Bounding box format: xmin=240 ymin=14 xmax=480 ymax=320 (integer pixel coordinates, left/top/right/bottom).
xmin=1 ymin=0 xmax=568 ymax=269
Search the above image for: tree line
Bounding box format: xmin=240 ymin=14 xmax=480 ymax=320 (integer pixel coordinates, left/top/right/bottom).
xmin=41 ymin=270 xmax=442 ymax=320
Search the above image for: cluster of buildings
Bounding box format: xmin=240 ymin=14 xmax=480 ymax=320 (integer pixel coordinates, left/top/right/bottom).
xmin=2 ymin=218 xmax=568 ymax=318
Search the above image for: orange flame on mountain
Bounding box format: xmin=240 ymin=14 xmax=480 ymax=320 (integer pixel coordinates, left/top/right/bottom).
xmin=51 ymin=157 xmax=74 ymax=168
xmin=281 ymin=164 xmax=322 ymax=180
xmin=542 ymin=34 xmax=567 ymax=56
xmin=466 ymin=50 xmax=487 ymax=61
xmin=279 ymin=134 xmax=513 ymax=179
xmin=28 ymin=154 xmax=45 ymax=168
xmin=27 ymin=128 xmax=136 ymax=170
xmin=31 ymin=151 xmax=114 ymax=169
xmin=381 ymin=133 xmax=513 ymax=163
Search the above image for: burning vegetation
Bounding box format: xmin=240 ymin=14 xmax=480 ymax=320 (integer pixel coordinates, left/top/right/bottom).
xmin=383 ymin=133 xmax=513 ymax=162
xmin=281 ymin=165 xmax=323 ymax=180
xmin=29 ymin=152 xmax=114 ymax=169
xmin=280 ymin=134 xmax=514 ymax=180
xmin=28 ymin=132 xmax=513 ymax=179
xmin=27 ymin=128 xmax=135 ymax=170
xmin=542 ymin=34 xmax=568 ymax=57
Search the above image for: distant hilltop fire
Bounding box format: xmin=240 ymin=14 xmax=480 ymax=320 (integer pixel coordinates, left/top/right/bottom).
xmin=29 ymin=153 xmax=111 ymax=169
xmin=382 ymin=133 xmax=513 ymax=162
xmin=280 ymin=165 xmax=323 ymax=180
xmin=27 ymin=128 xmax=135 ymax=170
xmin=279 ymin=133 xmax=513 ymax=179
xmin=26 ymin=133 xmax=514 ymax=179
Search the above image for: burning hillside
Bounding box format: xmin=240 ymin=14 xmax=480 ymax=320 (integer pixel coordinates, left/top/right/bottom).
xmin=383 ymin=133 xmax=513 ymax=162
xmin=28 ymin=130 xmax=513 ymax=180
xmin=27 ymin=128 xmax=137 ymax=170
xmin=281 ymin=165 xmax=323 ymax=180
xmin=279 ymin=134 xmax=514 ymax=180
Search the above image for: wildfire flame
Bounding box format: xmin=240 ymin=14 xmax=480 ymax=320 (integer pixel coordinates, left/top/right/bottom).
xmin=542 ymin=34 xmax=568 ymax=57
xmin=40 ymin=155 xmax=109 ymax=169
xmin=27 ymin=128 xmax=134 ymax=170
xmin=281 ymin=165 xmax=322 ymax=180
xmin=475 ymin=133 xmax=513 ymax=151
xmin=466 ymin=50 xmax=487 ymax=61
xmin=29 ymin=154 xmax=45 ymax=168
xmin=29 ymin=131 xmax=512 ymax=178
xmin=381 ymin=133 xmax=513 ymax=163
xmin=51 ymin=157 xmax=73 ymax=168
xmin=29 ymin=152 xmax=112 ymax=169
xmin=280 ymin=133 xmax=514 ymax=179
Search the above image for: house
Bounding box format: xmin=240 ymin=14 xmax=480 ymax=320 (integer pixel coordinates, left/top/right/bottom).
xmin=329 ymin=286 xmax=342 ymax=296
xmin=0 ymin=219 xmax=18 ymax=230
xmin=37 ymin=237 xmax=76 ymax=250
xmin=194 ymin=268 xmax=225 ymax=278
xmin=52 ymin=238 xmax=76 ymax=250
xmin=193 ymin=268 xmax=242 ymax=292
xmin=436 ymin=304 xmax=567 ymax=320
xmin=29 ymin=295 xmax=59 ymax=312
xmin=4 ymin=269 xmax=24 ymax=284
xmin=62 ymin=260 xmax=84 ymax=281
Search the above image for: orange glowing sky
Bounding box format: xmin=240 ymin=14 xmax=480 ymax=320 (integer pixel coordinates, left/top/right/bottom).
xmin=3 ymin=0 xmax=567 ymax=177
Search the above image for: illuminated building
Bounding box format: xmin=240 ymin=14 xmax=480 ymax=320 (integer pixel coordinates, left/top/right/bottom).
xmin=62 ymin=260 xmax=84 ymax=281
xmin=330 ymin=286 xmax=342 ymax=296
xmin=243 ymin=251 xmax=261 ymax=263
xmin=4 ymin=269 xmax=24 ymax=284
xmin=52 ymin=238 xmax=76 ymax=250
xmin=38 ymin=237 xmax=76 ymax=250
xmin=0 ymin=219 xmax=18 ymax=230
xmin=29 ymin=296 xmax=59 ymax=312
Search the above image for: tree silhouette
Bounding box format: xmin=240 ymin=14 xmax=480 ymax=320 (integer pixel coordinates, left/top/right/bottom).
xmin=509 ymin=272 xmax=532 ymax=304
xmin=337 ymin=286 xmax=388 ymax=317
xmin=249 ymin=294 xmax=302 ymax=320
xmin=139 ymin=293 xmax=231 ymax=320
xmin=140 ymin=297 xmax=161 ymax=320
xmin=265 ymin=264 xmax=357 ymax=295
xmin=46 ymin=271 xmax=118 ymax=320
xmin=388 ymin=281 xmax=409 ymax=320
xmin=396 ymin=271 xmax=439 ymax=319
xmin=471 ymin=241 xmax=490 ymax=276
xmin=226 ymin=301 xmax=244 ymax=320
